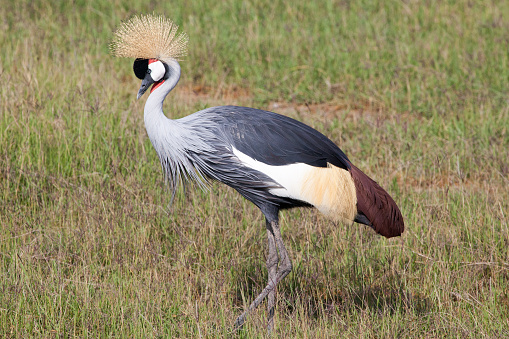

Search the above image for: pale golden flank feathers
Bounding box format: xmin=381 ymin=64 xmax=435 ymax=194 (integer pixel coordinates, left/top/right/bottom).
xmin=300 ymin=164 xmax=357 ymax=225
xmin=111 ymin=14 xmax=188 ymax=62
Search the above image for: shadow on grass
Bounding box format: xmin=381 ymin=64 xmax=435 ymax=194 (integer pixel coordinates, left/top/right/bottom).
xmin=232 ymin=263 xmax=431 ymax=321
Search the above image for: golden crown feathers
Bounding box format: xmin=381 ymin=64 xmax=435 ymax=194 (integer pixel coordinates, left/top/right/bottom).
xmin=110 ymin=14 xmax=188 ymax=62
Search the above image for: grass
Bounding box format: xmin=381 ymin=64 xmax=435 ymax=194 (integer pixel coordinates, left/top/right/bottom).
xmin=1 ymin=0 xmax=508 ymax=337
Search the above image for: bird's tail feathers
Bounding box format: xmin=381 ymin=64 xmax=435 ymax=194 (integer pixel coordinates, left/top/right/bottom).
xmin=349 ymin=164 xmax=404 ymax=238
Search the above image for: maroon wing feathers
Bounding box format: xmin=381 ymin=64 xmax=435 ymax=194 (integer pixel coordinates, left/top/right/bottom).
xmin=349 ymin=164 xmax=404 ymax=238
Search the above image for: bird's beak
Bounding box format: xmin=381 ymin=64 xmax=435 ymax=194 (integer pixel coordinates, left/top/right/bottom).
xmin=137 ymin=74 xmax=154 ymax=100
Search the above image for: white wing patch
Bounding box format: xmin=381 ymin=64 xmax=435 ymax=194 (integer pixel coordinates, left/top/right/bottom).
xmin=232 ymin=147 xmax=312 ymax=199
xmin=232 ymin=147 xmax=357 ymax=224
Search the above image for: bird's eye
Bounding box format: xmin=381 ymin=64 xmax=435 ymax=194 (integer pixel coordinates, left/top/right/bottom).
xmin=147 ymin=69 xmax=151 ymax=74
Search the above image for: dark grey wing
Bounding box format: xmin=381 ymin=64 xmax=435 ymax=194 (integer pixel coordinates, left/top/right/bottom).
xmin=206 ymin=106 xmax=351 ymax=170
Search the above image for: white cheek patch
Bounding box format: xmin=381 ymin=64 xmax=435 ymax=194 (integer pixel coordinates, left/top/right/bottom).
xmin=148 ymin=60 xmax=166 ymax=81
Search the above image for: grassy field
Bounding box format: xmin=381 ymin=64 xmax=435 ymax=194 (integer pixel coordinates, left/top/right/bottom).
xmin=1 ymin=0 xmax=508 ymax=337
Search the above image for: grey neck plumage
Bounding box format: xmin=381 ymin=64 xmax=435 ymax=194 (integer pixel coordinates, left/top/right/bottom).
xmin=142 ymin=59 xmax=210 ymax=202
xmin=143 ymin=58 xmax=181 ymax=128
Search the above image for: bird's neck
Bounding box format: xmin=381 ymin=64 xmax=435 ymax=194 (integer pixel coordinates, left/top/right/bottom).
xmin=144 ymin=59 xmax=181 ymax=127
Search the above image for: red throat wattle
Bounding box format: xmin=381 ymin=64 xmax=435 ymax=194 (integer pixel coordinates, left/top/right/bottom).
xmin=148 ymin=59 xmax=165 ymax=93
xmin=150 ymin=80 xmax=165 ymax=93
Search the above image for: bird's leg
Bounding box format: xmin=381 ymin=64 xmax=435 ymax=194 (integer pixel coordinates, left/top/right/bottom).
xmin=234 ymin=220 xmax=292 ymax=331
xmin=266 ymin=219 xmax=278 ymax=331
xmin=271 ymin=219 xmax=292 ymax=285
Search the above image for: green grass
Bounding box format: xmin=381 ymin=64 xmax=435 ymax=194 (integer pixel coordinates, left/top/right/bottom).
xmin=1 ymin=0 xmax=509 ymax=337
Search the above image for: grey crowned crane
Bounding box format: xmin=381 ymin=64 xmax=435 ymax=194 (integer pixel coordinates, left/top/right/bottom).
xmin=111 ymin=14 xmax=404 ymax=331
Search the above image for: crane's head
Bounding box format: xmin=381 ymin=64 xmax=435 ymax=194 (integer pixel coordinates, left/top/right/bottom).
xmin=110 ymin=14 xmax=188 ymax=98
xmin=134 ymin=58 xmax=169 ymax=99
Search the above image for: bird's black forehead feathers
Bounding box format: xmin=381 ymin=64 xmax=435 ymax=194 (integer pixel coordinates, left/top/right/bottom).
xmin=133 ymin=58 xmax=149 ymax=79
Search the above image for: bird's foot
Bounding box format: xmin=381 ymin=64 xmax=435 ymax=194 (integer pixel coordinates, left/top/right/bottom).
xmin=233 ymin=313 xmax=246 ymax=332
